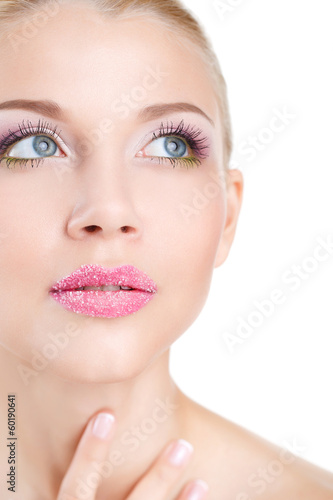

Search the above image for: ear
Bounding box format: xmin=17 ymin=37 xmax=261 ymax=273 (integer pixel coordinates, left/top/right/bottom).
xmin=214 ymin=168 xmax=244 ymax=268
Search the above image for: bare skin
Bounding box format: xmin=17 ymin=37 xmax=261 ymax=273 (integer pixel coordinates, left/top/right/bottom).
xmin=180 ymin=397 xmax=333 ymax=499
xmin=0 ymin=2 xmax=332 ymax=499
xmin=54 ymin=394 xmax=333 ymax=500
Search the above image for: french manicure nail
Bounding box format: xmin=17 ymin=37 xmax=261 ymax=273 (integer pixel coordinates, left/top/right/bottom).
xmin=186 ymin=480 xmax=209 ymax=500
xmin=92 ymin=413 xmax=115 ymax=439
xmin=167 ymin=439 xmax=193 ymax=466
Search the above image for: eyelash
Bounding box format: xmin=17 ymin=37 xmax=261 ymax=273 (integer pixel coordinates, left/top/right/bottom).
xmin=0 ymin=118 xmax=209 ymax=170
xmin=0 ymin=119 xmax=62 ymax=169
xmin=148 ymin=119 xmax=210 ymax=169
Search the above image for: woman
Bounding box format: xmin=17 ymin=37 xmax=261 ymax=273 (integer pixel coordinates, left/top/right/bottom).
xmin=0 ymin=0 xmax=332 ymax=499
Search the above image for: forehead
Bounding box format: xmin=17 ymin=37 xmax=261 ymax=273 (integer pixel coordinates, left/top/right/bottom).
xmin=0 ymin=2 xmax=220 ymax=127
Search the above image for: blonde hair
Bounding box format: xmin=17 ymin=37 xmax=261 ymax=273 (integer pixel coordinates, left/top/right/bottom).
xmin=0 ymin=0 xmax=232 ymax=179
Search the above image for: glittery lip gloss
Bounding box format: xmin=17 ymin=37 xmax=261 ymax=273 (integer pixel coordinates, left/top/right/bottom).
xmin=49 ymin=264 xmax=157 ymax=318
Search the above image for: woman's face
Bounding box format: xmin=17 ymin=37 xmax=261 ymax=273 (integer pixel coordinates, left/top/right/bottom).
xmin=0 ymin=2 xmax=237 ymax=383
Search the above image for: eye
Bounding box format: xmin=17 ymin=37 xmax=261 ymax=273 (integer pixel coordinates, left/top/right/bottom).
xmin=135 ymin=120 xmax=210 ymax=169
xmin=7 ymin=135 xmax=62 ymax=159
xmin=140 ymin=135 xmax=190 ymax=159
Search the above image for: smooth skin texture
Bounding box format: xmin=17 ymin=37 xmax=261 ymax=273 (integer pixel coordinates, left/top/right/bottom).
xmin=0 ymin=2 xmax=332 ymax=499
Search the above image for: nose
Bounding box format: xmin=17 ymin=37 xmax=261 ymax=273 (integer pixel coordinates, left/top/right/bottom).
xmin=66 ymin=156 xmax=143 ymax=241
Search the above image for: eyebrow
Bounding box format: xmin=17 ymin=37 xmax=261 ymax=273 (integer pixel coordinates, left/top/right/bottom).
xmin=138 ymin=102 xmax=214 ymax=127
xmin=0 ymin=99 xmax=65 ymax=120
xmin=0 ymin=99 xmax=214 ymax=127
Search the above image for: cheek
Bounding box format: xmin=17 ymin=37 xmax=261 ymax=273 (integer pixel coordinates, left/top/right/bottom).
xmin=0 ymin=177 xmax=56 ymax=355
xmin=152 ymin=175 xmax=226 ymax=326
xmin=0 ymin=189 xmax=53 ymax=289
xmin=172 ymin=199 xmax=224 ymax=287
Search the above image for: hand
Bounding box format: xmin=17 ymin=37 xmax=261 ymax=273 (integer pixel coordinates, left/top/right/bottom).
xmin=57 ymin=411 xmax=209 ymax=500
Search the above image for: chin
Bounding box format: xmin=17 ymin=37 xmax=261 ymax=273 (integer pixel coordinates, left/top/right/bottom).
xmin=40 ymin=347 xmax=156 ymax=385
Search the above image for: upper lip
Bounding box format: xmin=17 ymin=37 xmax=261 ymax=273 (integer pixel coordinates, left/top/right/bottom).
xmin=49 ymin=264 xmax=157 ymax=293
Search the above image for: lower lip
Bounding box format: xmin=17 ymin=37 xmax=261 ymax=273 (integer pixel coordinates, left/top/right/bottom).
xmin=49 ymin=289 xmax=155 ymax=318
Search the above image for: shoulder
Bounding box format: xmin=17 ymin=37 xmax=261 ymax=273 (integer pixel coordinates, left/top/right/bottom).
xmin=179 ymin=395 xmax=333 ymax=499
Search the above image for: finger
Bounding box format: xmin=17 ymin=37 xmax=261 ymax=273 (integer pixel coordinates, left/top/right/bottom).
xmin=177 ymin=479 xmax=209 ymax=500
xmin=127 ymin=439 xmax=194 ymax=500
xmin=57 ymin=412 xmax=116 ymax=500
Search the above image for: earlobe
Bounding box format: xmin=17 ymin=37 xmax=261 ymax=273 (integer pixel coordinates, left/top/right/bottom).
xmin=214 ymin=168 xmax=244 ymax=268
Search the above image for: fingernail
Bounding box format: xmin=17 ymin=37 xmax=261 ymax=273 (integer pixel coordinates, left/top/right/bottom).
xmin=166 ymin=439 xmax=193 ymax=466
xmin=92 ymin=413 xmax=115 ymax=440
xmin=186 ymin=480 xmax=209 ymax=500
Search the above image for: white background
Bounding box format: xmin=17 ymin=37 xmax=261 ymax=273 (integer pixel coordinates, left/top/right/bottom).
xmin=170 ymin=0 xmax=333 ymax=472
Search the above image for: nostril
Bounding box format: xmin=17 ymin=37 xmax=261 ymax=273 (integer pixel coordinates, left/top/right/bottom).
xmin=85 ymin=225 xmax=99 ymax=233
xmin=83 ymin=225 xmax=132 ymax=234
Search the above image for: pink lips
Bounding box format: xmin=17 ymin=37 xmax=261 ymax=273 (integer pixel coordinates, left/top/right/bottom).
xmin=49 ymin=264 xmax=157 ymax=318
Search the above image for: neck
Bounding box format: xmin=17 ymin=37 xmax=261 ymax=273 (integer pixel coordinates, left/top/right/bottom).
xmin=0 ymin=346 xmax=187 ymax=499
